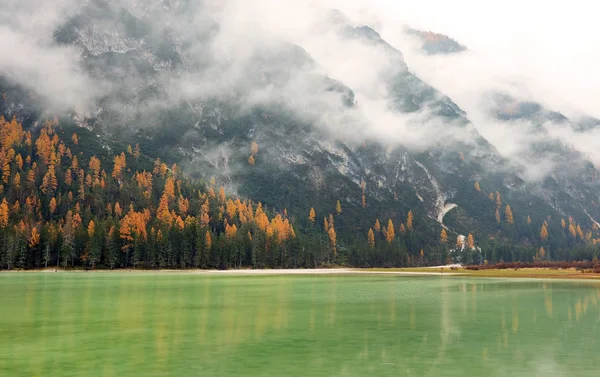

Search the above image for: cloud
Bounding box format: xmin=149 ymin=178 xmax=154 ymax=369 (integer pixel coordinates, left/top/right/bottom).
xmin=3 ymin=0 xmax=599 ymax=178
xmin=329 ymin=0 xmax=600 ymax=174
xmin=0 ymin=0 xmax=98 ymax=112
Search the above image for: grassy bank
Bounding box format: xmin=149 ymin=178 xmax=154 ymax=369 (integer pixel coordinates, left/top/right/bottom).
xmin=360 ymin=267 xmax=600 ymax=279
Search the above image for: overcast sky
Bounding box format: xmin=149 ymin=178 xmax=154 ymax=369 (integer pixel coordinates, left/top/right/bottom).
xmin=331 ymin=0 xmax=600 ymax=118
xmin=2 ymin=0 xmax=599 ymax=173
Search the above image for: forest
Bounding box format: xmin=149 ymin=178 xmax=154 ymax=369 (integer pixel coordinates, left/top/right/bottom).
xmin=0 ymin=115 xmax=599 ymax=270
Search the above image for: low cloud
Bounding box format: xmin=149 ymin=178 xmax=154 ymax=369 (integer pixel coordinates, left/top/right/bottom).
xmin=3 ymin=0 xmax=599 ymax=178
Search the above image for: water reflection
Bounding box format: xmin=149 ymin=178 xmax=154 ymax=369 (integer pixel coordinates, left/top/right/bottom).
xmin=0 ymin=274 xmax=599 ymax=377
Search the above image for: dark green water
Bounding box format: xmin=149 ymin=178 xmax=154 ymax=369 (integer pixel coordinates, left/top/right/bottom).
xmin=1 ymin=273 xmax=599 ymax=377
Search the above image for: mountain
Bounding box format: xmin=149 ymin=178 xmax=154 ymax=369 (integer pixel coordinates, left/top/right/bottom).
xmin=404 ymin=27 xmax=467 ymax=55
xmin=1 ymin=0 xmax=599 ymax=267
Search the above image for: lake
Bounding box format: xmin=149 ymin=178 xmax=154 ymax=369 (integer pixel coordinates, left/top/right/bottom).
xmin=1 ymin=272 xmax=599 ymax=376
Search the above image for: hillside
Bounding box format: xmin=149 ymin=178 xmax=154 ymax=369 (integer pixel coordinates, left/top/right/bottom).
xmin=1 ymin=1 xmax=600 ymax=268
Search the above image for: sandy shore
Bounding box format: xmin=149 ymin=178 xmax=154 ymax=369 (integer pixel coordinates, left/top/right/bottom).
xmin=2 ymin=267 xmax=461 ymax=276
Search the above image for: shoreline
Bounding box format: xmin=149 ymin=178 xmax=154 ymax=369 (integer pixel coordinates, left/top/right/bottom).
xmin=0 ymin=267 xmax=461 ymax=276
xmin=2 ymin=267 xmax=600 ymax=280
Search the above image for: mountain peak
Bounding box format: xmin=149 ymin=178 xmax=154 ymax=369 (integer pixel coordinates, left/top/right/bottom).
xmin=404 ymin=27 xmax=467 ymax=55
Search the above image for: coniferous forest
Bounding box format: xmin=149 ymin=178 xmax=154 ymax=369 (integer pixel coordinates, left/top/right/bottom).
xmin=1 ymin=115 xmax=599 ymax=270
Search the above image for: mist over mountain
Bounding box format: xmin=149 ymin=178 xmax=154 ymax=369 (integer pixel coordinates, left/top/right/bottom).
xmin=2 ymin=0 xmax=600 ymax=264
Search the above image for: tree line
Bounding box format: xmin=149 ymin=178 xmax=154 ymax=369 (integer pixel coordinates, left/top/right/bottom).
xmin=0 ymin=116 xmax=599 ymax=270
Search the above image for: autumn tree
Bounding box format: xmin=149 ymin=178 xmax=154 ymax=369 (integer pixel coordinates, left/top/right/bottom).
xmin=386 ymin=219 xmax=395 ymax=243
xmin=495 ymin=208 xmax=501 ymax=224
xmin=0 ymin=198 xmax=8 ymax=228
xmin=335 ymin=200 xmax=342 ymax=215
xmin=40 ymin=165 xmax=58 ymax=195
xmin=540 ymin=224 xmax=549 ymax=242
xmin=467 ymin=233 xmax=475 ymax=249
xmin=328 ymin=226 xmax=337 ymax=255
xmin=374 ymin=219 xmax=381 ymax=232
xmin=367 ymin=228 xmax=375 ymax=248
xmin=112 ymin=153 xmax=126 ymax=180
xmin=474 ymin=181 xmax=481 ymax=192
xmin=440 ymin=229 xmax=448 ymax=243
xmin=308 ymin=207 xmax=316 ymax=224
xmin=407 ymin=211 xmax=413 ymax=230
xmin=505 ymin=205 xmax=514 ymax=224
xmin=495 ymin=192 xmax=502 ymax=208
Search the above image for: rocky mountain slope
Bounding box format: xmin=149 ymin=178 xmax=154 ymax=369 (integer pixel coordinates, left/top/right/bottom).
xmin=1 ymin=0 xmax=599 ymax=262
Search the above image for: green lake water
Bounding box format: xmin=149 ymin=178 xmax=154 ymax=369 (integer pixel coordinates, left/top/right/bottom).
xmin=1 ymin=273 xmax=599 ymax=377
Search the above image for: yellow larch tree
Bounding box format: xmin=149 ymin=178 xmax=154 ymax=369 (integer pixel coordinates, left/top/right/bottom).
xmin=374 ymin=219 xmax=381 ymax=232
xmin=328 ymin=226 xmax=337 ymax=255
xmin=49 ymin=197 xmax=57 ymax=214
xmin=308 ymin=207 xmax=316 ymax=224
xmin=399 ymin=223 xmax=406 ymax=234
xmin=0 ymin=198 xmax=9 ymax=228
xmin=386 ymin=219 xmax=395 ymax=243
xmin=218 ymin=186 xmax=226 ymax=203
xmin=205 ymin=230 xmax=212 ymax=251
xmin=467 ymin=233 xmax=475 ymax=249
xmin=505 ymin=205 xmax=514 ymax=224
xmin=407 ymin=211 xmax=413 ymax=230
xmin=29 ymin=227 xmax=40 ymax=248
xmin=368 ymin=228 xmax=375 ymax=248
xmin=540 ymin=224 xmax=549 ymax=241
xmin=87 ymin=220 xmax=95 ymax=238
xmin=474 ymin=181 xmax=481 ymax=192
xmin=440 ymin=229 xmax=448 ymax=243
xmin=336 ymin=200 xmax=342 ymax=215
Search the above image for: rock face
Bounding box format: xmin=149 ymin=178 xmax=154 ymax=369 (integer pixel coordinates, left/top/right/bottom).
xmin=1 ymin=1 xmax=599 ymax=254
